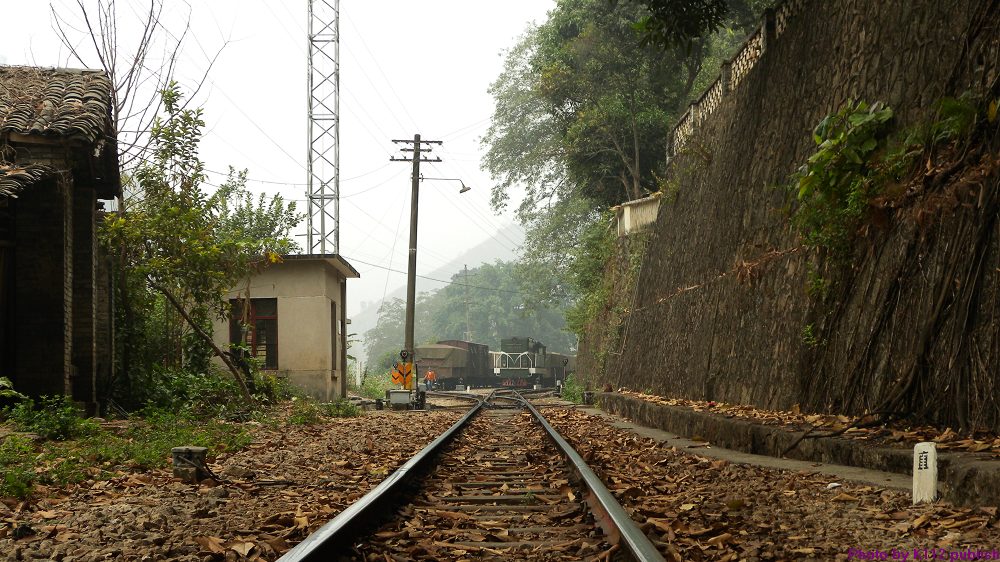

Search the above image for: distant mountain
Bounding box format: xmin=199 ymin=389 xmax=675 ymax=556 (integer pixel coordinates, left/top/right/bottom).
xmin=347 ymin=222 xmax=523 ymax=345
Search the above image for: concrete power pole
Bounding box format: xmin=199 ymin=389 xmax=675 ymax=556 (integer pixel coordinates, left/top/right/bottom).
xmin=391 ymin=135 xmax=441 ymax=384
xmin=464 ymin=264 xmax=472 ymax=342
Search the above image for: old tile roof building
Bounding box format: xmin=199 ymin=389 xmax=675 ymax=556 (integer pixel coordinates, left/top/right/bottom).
xmin=0 ymin=66 xmax=121 ymax=411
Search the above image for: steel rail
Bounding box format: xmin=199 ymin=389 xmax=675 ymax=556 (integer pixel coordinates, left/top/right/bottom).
xmin=278 ymin=390 xmax=662 ymax=561
xmin=276 ymin=393 xmax=489 ymax=561
xmin=424 ymin=390 xmax=483 ymax=402
xmin=517 ymin=393 xmax=666 ymax=562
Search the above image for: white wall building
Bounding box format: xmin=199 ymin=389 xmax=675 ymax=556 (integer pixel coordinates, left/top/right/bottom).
xmin=212 ymin=255 xmax=359 ymax=401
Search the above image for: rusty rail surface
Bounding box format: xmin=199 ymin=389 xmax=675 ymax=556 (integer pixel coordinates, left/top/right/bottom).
xmin=277 ymin=392 xmax=664 ymax=561
xmin=517 ymin=392 xmax=664 ymax=561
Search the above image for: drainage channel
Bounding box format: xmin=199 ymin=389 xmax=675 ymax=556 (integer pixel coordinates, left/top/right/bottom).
xmin=277 ymin=393 xmax=664 ymax=561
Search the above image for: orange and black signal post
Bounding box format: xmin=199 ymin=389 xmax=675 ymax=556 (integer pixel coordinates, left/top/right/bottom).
xmin=390 ymin=134 xmax=442 ymax=393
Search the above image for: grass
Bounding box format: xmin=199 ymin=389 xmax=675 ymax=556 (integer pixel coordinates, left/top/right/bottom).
xmin=288 ymin=398 xmax=364 ymax=424
xmin=0 ymin=435 xmax=35 ymax=498
xmin=288 ymin=399 xmax=323 ymax=425
xmin=0 ymin=403 xmax=252 ymax=499
xmin=0 ymin=388 xmax=362 ymax=499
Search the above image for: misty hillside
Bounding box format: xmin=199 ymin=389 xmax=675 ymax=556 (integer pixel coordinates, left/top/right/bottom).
xmin=348 ymin=222 xmax=523 ymax=344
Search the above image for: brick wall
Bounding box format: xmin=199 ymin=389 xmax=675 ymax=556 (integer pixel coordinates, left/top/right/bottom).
xmin=72 ymin=184 xmax=97 ymax=407
xmin=94 ymin=227 xmax=113 ymax=405
xmin=13 ymin=174 xmax=73 ymax=397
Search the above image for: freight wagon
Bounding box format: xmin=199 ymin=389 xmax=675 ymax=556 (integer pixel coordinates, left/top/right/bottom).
xmin=413 ymin=340 xmax=491 ymax=389
xmin=414 ymin=337 xmax=573 ymax=389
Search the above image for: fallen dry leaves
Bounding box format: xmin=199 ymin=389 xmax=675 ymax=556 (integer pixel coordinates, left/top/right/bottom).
xmin=356 ymin=408 xmax=608 ymax=561
xmin=544 ymin=407 xmax=1000 ymax=561
xmin=616 ymin=390 xmax=1000 ymax=457
xmin=1 ymin=408 xmax=463 ymax=561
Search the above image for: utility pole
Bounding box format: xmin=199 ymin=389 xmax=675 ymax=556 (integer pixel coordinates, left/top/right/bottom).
xmin=464 ymin=264 xmax=472 ymax=342
xmin=391 ymin=134 xmax=441 ymax=390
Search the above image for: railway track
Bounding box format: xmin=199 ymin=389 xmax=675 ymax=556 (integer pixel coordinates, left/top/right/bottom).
xmin=278 ymin=392 xmax=663 ymax=561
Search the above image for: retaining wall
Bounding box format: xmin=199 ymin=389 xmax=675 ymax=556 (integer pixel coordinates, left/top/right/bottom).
xmin=604 ymin=1 xmax=1000 ymax=431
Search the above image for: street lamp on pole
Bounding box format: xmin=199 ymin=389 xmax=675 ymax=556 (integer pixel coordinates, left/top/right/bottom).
xmin=419 ymin=175 xmax=472 ymax=193
xmin=399 ymin=168 xmax=471 ymax=395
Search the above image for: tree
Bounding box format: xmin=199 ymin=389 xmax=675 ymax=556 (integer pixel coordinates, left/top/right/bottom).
xmin=102 ymin=84 xmax=301 ymax=400
xmin=482 ymin=0 xmax=766 ymax=330
xmin=362 ymin=262 xmax=577 ymax=368
xmin=51 ymin=0 xmax=222 ymax=168
xmin=483 ymin=0 xmax=683 ymax=214
xmin=617 ymin=0 xmax=769 ymax=51
xmin=51 ymin=0 xmax=227 ymax=395
xmin=425 ymin=262 xmax=576 ymax=352
xmin=363 ymin=298 xmax=406 ymax=371
xmin=363 ymin=295 xmax=438 ymax=372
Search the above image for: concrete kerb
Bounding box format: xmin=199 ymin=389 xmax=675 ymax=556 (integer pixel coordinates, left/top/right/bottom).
xmin=597 ymin=393 xmax=1000 ymax=507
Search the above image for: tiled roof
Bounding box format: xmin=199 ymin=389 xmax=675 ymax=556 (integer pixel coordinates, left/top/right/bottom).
xmin=0 ymin=66 xmax=113 ymax=145
xmin=0 ymin=162 xmax=55 ymax=198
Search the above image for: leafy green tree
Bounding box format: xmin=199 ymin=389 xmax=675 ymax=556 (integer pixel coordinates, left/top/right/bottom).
xmin=424 ymin=262 xmax=575 ymax=352
xmin=103 ymin=84 xmax=301 ymax=399
xmin=482 ymin=0 xmax=679 ymax=325
xmin=362 ymin=262 xmax=576 ymax=368
xmin=616 ymin=0 xmax=769 ymax=51
xmin=483 ymin=0 xmax=766 ymax=335
xmin=483 ymin=0 xmax=687 ymax=215
xmin=362 ymin=296 xmax=437 ymax=372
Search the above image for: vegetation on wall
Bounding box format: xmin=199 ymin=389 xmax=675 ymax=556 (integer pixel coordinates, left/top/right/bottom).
xmin=787 ymin=91 xmax=1000 ymax=431
xmin=790 ymin=94 xmax=986 ymax=261
xmin=790 ymin=100 xmax=895 ymax=257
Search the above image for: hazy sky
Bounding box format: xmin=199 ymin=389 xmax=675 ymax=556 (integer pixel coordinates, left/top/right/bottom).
xmin=0 ymin=0 xmax=554 ymax=316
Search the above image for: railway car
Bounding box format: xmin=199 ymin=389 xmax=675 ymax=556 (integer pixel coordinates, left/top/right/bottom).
xmin=547 ymin=352 xmax=574 ymax=386
xmin=493 ymin=336 xmax=562 ymax=387
xmin=414 ymin=340 xmax=491 ymax=389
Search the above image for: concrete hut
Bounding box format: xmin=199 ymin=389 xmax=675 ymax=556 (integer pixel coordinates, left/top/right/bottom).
xmin=212 ymin=255 xmax=360 ymax=401
xmin=0 ymin=66 xmax=120 ymax=412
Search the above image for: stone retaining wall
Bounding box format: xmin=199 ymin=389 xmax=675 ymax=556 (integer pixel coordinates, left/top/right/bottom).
xmin=600 ymin=393 xmax=1000 ymax=507
xmin=604 ymin=0 xmax=1000 ymax=431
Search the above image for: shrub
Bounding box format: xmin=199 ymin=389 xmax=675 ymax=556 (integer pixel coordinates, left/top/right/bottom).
xmin=561 ymin=374 xmax=585 ymax=404
xmin=0 ymin=436 xmax=35 ymax=499
xmin=6 ymin=396 xmax=98 ymax=440
xmin=0 ymin=376 xmax=24 ymax=401
xmin=359 ymin=371 xmax=393 ymax=400
xmin=322 ymin=399 xmax=363 ymax=418
xmin=137 ymin=367 xmax=248 ymax=419
xmin=288 ymin=399 xmax=322 ymax=425
xmin=254 ymin=372 xmax=298 ymax=404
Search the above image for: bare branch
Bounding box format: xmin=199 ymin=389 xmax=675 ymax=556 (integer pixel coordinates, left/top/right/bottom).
xmin=50 ymin=0 xmax=226 ymax=170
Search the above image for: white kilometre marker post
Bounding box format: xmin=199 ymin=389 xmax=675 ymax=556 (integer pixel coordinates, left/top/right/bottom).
xmin=912 ymin=442 xmax=937 ymax=504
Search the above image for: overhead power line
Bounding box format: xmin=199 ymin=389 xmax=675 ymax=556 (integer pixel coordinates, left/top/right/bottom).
xmin=341 ymin=254 xmax=522 ymax=296
xmin=204 ymin=162 xmax=394 ymax=186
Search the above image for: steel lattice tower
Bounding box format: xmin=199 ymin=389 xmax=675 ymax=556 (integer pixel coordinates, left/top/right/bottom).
xmin=306 ymin=0 xmax=340 ymax=254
